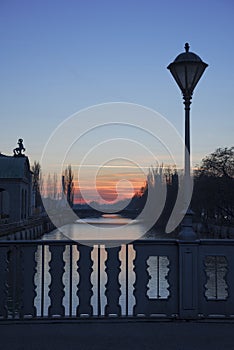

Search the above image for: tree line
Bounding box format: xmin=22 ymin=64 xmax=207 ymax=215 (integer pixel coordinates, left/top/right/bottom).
xmin=31 ymin=162 xmax=74 ymax=213
xmin=31 ymin=146 xmax=234 ymax=229
xmin=127 ymin=146 xmax=234 ymax=230
xmin=192 ymin=147 xmax=234 ymax=226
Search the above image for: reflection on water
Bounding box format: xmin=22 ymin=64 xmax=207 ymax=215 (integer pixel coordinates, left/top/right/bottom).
xmin=42 ymin=214 xmax=147 ymax=242
xmin=76 ymin=214 xmax=131 ymax=225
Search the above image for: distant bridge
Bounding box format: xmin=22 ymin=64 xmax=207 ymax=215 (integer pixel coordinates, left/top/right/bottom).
xmin=73 ymin=208 xmax=138 ymax=219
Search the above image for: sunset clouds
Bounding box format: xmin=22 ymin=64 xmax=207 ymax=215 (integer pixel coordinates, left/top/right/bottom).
xmin=74 ymin=163 xmax=146 ymax=204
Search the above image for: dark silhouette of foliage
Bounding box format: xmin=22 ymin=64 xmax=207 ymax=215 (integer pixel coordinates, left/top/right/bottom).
xmin=31 ymin=161 xmax=42 ymax=209
xmin=192 ymin=147 xmax=234 ymax=226
xmin=62 ymin=165 xmax=74 ymax=208
xmin=128 ymin=165 xmax=179 ymax=231
xmin=198 ymin=147 xmax=234 ymax=178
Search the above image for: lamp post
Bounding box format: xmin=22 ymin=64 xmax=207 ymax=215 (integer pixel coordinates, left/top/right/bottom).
xmin=167 ymin=43 xmax=208 ymax=240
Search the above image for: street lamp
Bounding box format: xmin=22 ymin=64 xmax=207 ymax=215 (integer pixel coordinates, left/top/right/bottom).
xmin=167 ymin=43 xmax=208 ymax=240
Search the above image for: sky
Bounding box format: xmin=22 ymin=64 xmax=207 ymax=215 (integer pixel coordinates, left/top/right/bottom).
xmin=0 ymin=0 xmax=234 ymax=202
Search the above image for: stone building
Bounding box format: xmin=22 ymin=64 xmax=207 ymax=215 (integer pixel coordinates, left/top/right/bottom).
xmin=0 ymin=140 xmax=32 ymax=223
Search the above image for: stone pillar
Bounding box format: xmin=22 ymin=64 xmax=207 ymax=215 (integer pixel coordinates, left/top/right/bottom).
xmin=179 ymin=241 xmax=199 ymax=319
xmin=178 ymin=210 xmax=199 ymax=319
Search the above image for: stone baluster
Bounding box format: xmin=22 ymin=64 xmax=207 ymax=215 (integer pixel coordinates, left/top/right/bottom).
xmin=20 ymin=245 xmax=37 ymax=318
xmin=0 ymin=247 xmax=9 ymax=318
xmin=76 ymin=245 xmax=93 ymax=316
xmin=133 ymin=244 xmax=149 ymax=316
xmin=48 ymin=245 xmax=65 ymax=317
xmin=105 ymin=246 xmax=121 ymax=316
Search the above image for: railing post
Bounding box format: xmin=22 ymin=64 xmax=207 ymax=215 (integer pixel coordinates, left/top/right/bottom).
xmin=178 ymin=213 xmax=199 ymax=319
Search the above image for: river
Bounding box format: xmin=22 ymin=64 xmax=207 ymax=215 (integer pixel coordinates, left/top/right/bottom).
xmin=42 ymin=214 xmax=158 ymax=242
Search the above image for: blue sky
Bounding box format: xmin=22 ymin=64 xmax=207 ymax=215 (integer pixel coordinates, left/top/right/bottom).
xmin=1 ymin=0 xmax=233 ymax=177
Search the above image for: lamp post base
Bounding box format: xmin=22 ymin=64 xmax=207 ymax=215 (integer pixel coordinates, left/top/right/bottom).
xmin=178 ymin=209 xmax=197 ymax=240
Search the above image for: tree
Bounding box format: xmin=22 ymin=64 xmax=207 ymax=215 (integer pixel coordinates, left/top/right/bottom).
xmin=31 ymin=161 xmax=43 ymax=209
xmin=199 ymin=147 xmax=234 ymax=178
xmin=45 ymin=172 xmax=59 ymax=200
xmin=52 ymin=173 xmax=58 ymax=200
xmin=63 ymin=165 xmax=74 ymax=207
xmin=192 ymin=147 xmax=234 ymax=225
xmin=46 ymin=173 xmax=52 ymax=199
xmin=129 ymin=164 xmax=179 ymax=231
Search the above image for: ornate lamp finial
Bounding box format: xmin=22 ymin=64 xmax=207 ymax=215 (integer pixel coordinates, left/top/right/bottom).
xmin=184 ymin=43 xmax=190 ymax=52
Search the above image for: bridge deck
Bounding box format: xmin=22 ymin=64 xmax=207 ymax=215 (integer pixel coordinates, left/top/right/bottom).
xmin=1 ymin=319 xmax=234 ymax=350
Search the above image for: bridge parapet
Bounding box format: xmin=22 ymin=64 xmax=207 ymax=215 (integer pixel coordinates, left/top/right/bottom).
xmin=0 ymin=239 xmax=233 ymax=321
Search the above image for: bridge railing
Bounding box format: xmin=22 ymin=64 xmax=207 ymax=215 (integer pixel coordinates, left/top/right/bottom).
xmin=0 ymin=239 xmax=234 ymax=321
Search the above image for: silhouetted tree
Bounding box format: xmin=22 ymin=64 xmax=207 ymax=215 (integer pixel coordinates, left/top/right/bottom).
xmin=198 ymin=147 xmax=234 ymax=178
xmin=52 ymin=173 xmax=58 ymax=200
xmin=31 ymin=161 xmax=43 ymax=209
xmin=63 ymin=165 xmax=74 ymax=207
xmin=153 ymin=165 xmax=178 ymax=231
xmin=129 ymin=164 xmax=178 ymax=231
xmin=46 ymin=173 xmax=52 ymax=199
xmin=192 ymin=147 xmax=234 ymax=226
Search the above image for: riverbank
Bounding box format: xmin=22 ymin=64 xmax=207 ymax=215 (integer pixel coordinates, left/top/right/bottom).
xmin=0 ymin=216 xmax=54 ymax=240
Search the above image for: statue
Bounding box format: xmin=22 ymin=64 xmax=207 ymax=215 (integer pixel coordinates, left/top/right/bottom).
xmin=13 ymin=138 xmax=26 ymax=157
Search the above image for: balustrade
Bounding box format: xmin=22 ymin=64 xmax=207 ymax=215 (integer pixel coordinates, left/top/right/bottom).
xmin=0 ymin=239 xmax=234 ymax=321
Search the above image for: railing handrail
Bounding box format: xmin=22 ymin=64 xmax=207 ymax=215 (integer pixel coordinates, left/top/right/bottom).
xmin=0 ymin=238 xmax=179 ymax=246
xmin=1 ymin=238 xmax=234 ymax=246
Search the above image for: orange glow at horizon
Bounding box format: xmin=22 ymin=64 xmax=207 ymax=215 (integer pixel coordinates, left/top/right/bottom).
xmin=74 ymin=167 xmax=147 ymax=204
xmin=42 ymin=168 xmax=147 ymax=204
